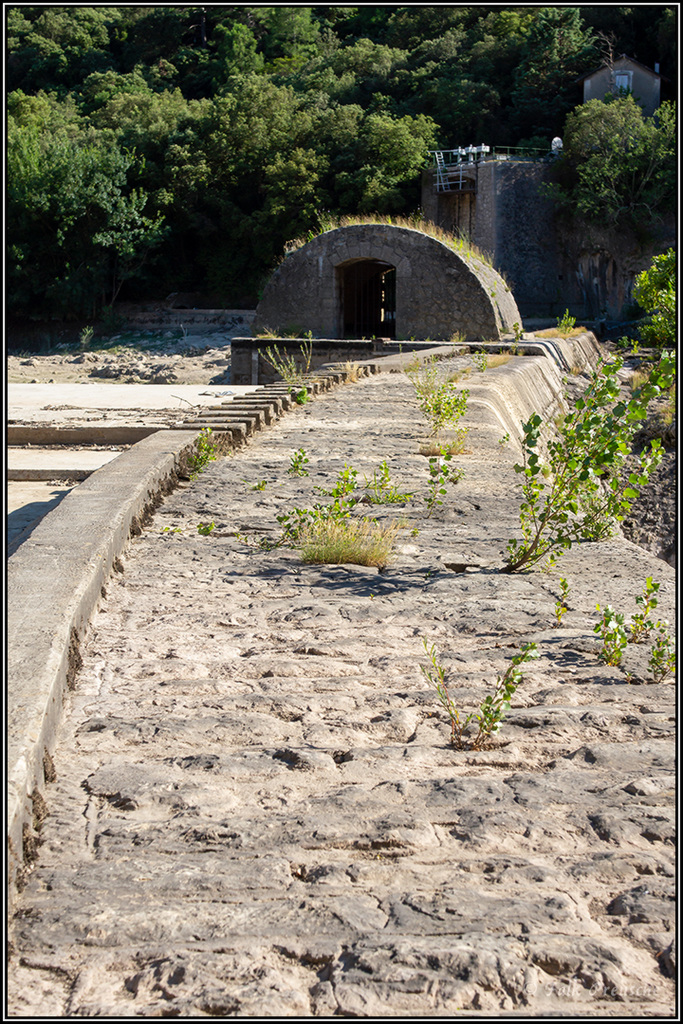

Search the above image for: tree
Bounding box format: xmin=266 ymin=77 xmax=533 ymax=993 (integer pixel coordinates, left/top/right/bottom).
xmin=634 ymin=249 xmax=676 ymax=348
xmin=549 ymin=96 xmax=676 ymax=229
xmin=7 ymin=117 xmax=165 ymax=317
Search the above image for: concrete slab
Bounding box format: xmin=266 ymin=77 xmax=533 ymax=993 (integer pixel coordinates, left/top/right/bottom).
xmin=8 ymin=447 xmax=122 ymax=479
xmin=8 ymin=383 xmax=259 ymax=424
xmin=7 ymin=482 xmax=77 ymax=556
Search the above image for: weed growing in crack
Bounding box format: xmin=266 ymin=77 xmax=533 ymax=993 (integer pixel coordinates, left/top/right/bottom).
xmin=298 ymin=518 xmax=404 ymax=569
xmin=188 ymin=427 xmax=217 ymax=480
xmin=315 ymin=464 xmax=358 ymax=499
xmin=557 ymin=309 xmax=577 ymax=333
xmin=594 ymin=604 xmax=628 ymax=665
xmin=630 ymin=577 xmax=659 ymax=643
xmin=649 ymin=621 xmax=675 ymax=681
xmin=262 ymin=339 xmax=313 ymax=388
xmin=421 ymin=640 xmax=539 ymax=750
xmin=407 ymin=357 xmax=469 ymax=440
xmin=425 ymin=451 xmax=464 ymax=516
xmin=555 ymin=578 xmax=570 ymax=626
xmin=288 ymin=448 xmax=309 ymax=476
xmin=197 ymin=521 xmax=215 ymax=536
xmin=364 ymin=460 xmax=412 ymax=504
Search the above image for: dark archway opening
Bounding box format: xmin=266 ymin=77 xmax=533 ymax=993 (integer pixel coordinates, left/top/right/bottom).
xmin=339 ymin=259 xmax=396 ymax=338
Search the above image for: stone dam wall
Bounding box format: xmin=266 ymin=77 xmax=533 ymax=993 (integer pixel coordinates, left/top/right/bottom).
xmin=7 ymin=335 xmax=676 ymax=1017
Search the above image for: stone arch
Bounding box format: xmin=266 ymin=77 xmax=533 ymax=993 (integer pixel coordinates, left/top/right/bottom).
xmin=252 ymin=224 xmax=521 ymax=341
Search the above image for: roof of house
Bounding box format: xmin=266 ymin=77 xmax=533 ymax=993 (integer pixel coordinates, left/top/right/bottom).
xmin=576 ymin=54 xmax=668 ymax=84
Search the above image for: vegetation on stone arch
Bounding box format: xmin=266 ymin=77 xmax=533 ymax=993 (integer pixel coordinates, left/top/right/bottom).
xmin=421 ymin=640 xmax=539 ymax=751
xmin=503 ymin=350 xmax=676 ymax=574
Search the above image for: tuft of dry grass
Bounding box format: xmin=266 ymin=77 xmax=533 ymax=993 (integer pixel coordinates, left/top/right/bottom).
xmin=343 ymin=360 xmax=362 ymax=382
xmin=486 ymin=352 xmax=511 ymax=369
xmin=298 ymin=518 xmax=404 ymax=570
xmin=535 ymin=327 xmax=588 ymax=339
xmin=419 ymin=430 xmax=469 ymax=456
xmin=447 ymin=367 xmax=472 ymax=384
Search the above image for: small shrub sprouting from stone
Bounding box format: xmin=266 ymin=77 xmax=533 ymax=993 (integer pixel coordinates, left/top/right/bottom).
xmin=649 ymin=621 xmax=675 ymax=682
xmin=555 ymin=578 xmax=570 ymax=626
xmin=503 ymin=351 xmax=676 ymax=573
xmin=407 ymin=357 xmax=470 ymax=441
xmin=592 ymin=581 xmax=674 ymax=680
xmin=629 ymin=577 xmax=659 ymax=643
xmin=556 ymin=309 xmax=577 ymax=333
xmin=421 ymin=640 xmax=539 ymax=750
xmin=288 ymin=448 xmax=309 ymax=476
xmin=594 ymin=604 xmax=628 ymax=665
xmin=188 ymin=427 xmax=217 ymax=480
xmin=425 ymin=451 xmax=465 ymax=516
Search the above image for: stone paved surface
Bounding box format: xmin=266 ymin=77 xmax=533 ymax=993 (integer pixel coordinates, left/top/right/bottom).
xmin=8 ymin=366 xmax=675 ymax=1017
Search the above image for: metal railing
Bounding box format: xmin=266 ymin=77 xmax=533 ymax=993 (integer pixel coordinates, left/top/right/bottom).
xmin=429 ymin=146 xmax=552 ymax=191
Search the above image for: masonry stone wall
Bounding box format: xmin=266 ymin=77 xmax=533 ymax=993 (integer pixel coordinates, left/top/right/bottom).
xmin=423 ymin=163 xmax=676 ymax=319
xmin=252 ymin=225 xmax=520 ymax=342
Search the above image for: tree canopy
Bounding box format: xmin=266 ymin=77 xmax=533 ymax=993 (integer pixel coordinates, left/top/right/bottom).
xmin=5 ymin=5 xmax=678 ymax=316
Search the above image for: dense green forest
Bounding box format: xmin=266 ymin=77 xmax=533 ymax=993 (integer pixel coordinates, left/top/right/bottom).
xmin=6 ymin=5 xmax=677 ymax=318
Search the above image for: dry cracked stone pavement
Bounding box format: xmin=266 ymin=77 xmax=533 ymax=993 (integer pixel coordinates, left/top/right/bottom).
xmin=8 ymin=366 xmax=676 ymax=1017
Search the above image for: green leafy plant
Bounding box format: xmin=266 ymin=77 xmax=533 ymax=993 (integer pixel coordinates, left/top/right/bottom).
xmin=425 ymin=451 xmax=463 ymax=516
xmin=648 ymin=620 xmax=675 ymax=681
xmin=160 ymin=525 xmax=182 ymax=534
xmin=633 ymin=249 xmax=675 ymax=349
xmin=557 ymin=309 xmax=576 ymax=333
xmin=197 ymin=521 xmax=215 ymax=535
xmin=251 ymin=479 xmax=268 ymax=491
xmin=364 ymin=460 xmax=412 ymax=504
xmin=288 ymin=448 xmax=309 ymax=476
xmin=407 ymin=357 xmax=470 ymax=439
xmin=630 ymin=577 xmax=659 ymax=643
xmin=512 ymin=322 xmax=524 ymax=346
xmin=555 ymin=578 xmax=570 ymax=625
xmin=79 ymin=324 xmax=94 ymax=348
xmin=499 ymin=433 xmax=511 ymax=446
xmin=473 ymin=350 xmax=488 ymax=372
xmin=276 ymin=495 xmax=357 ymax=545
xmin=188 ymin=427 xmax=217 ymax=480
xmin=594 ymin=603 xmax=628 ymax=665
xmin=422 ymin=640 xmax=539 ymax=750
xmin=316 ymin=463 xmax=358 ymax=499
xmin=503 ymin=352 xmax=676 ymax=573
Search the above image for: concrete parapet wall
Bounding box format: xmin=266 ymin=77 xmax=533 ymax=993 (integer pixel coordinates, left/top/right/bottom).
xmin=7 ymin=430 xmax=199 ymax=905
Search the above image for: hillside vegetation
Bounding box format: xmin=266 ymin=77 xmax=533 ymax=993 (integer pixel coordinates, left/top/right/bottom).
xmin=6 ymin=5 xmax=677 ymax=317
